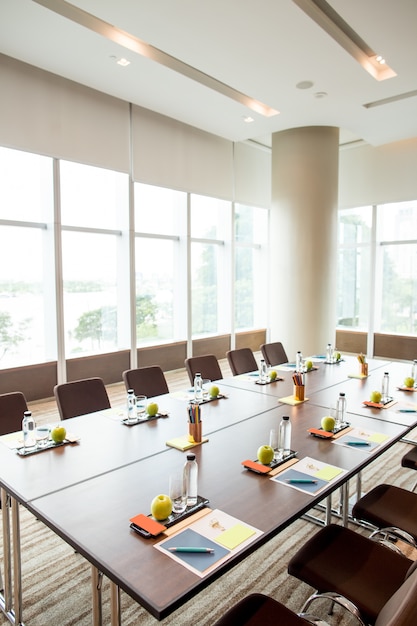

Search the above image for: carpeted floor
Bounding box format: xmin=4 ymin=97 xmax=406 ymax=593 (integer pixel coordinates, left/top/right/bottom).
xmin=2 ymin=434 xmax=416 ymax=626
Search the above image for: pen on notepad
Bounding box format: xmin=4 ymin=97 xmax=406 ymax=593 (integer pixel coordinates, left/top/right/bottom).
xmin=286 ymin=479 xmax=317 ymax=484
xmin=346 ymin=441 xmax=371 ymax=446
xmin=398 ymin=409 xmax=417 ymax=413
xmin=168 ymin=547 xmax=214 ymax=553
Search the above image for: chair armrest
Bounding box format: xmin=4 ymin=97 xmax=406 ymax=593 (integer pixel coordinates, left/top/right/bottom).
xmin=301 ymin=591 xmax=367 ymax=626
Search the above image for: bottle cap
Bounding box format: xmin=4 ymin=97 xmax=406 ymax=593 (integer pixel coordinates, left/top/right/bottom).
xmin=187 ymin=453 xmax=196 ymax=461
xmin=128 ymin=389 xmax=134 ymax=394
xmin=24 ymin=410 xmax=31 ymax=417
xmin=283 ymin=415 xmax=289 ymax=421
xmin=339 ymin=392 xmax=345 ymax=397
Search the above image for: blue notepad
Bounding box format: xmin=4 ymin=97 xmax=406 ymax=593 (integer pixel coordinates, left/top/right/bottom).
xmin=160 ymin=528 xmax=229 ymax=572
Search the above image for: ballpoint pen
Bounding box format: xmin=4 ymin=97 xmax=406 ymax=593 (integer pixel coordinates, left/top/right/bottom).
xmin=398 ymin=409 xmax=417 ymax=413
xmin=286 ymin=479 xmax=317 ymax=484
xmin=346 ymin=441 xmax=371 ymax=446
xmin=168 ymin=547 xmax=214 ymax=553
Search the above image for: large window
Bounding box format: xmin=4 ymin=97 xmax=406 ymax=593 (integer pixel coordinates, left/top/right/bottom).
xmin=0 ymin=147 xmax=270 ymax=373
xmin=337 ymin=206 xmax=372 ymax=328
xmin=134 ymin=184 xmax=187 ymax=345
xmin=376 ymin=201 xmax=417 ymax=334
xmin=60 ymin=161 xmax=129 ymax=356
xmin=235 ymin=204 xmax=268 ymax=331
xmin=338 ymin=200 xmax=417 ymax=337
xmin=0 ymin=147 xmax=55 ymax=368
xmin=190 ymin=194 xmax=231 ymax=336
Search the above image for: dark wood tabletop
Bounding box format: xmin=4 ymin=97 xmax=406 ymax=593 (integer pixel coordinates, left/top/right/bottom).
xmin=25 ymin=402 xmax=410 ymax=620
xmin=1 ymin=358 xmax=415 ymax=621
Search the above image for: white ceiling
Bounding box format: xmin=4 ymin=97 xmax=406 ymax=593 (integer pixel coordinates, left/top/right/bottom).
xmin=1 ymin=0 xmax=417 ymax=148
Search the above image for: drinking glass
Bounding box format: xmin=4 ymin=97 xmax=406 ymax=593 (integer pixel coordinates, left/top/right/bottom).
xmin=202 ymin=379 xmax=211 ymax=400
xmin=36 ymin=425 xmax=50 ymax=448
xmin=136 ymin=395 xmax=147 ymax=419
xmin=169 ymin=472 xmax=187 ymax=514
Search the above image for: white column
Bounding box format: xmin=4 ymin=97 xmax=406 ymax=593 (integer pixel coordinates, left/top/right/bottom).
xmin=270 ymin=126 xmax=339 ymax=359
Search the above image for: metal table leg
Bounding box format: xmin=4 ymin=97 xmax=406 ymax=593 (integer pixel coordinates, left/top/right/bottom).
xmin=110 ymin=581 xmax=121 ymax=626
xmin=92 ymin=566 xmax=103 ymax=626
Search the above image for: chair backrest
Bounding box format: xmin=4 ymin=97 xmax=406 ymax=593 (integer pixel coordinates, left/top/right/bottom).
xmin=226 ymin=348 xmax=258 ymax=376
xmin=122 ymin=366 xmax=169 ymax=398
xmin=0 ymin=391 xmax=28 ymax=435
xmin=375 ymin=563 xmax=417 ymax=626
xmin=260 ymin=341 xmax=288 ymax=367
xmin=184 ymin=354 xmax=223 ymax=385
xmin=54 ymin=377 xmax=111 ymax=420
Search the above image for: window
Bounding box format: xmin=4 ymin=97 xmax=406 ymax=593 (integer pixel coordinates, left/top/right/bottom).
xmin=234 ymin=204 xmax=268 ymax=330
xmin=0 ymin=147 xmax=55 ymax=368
xmin=337 ymin=200 xmax=417 ymax=338
xmin=376 ymin=201 xmax=417 ymax=334
xmin=190 ymin=194 xmax=231 ymax=336
xmin=134 ymin=183 xmax=187 ymax=345
xmin=60 ymin=161 xmax=129 ymax=356
xmin=337 ymin=206 xmax=372 ymax=328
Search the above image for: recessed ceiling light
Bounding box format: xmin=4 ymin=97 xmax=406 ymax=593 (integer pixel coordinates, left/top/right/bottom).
xmin=117 ymin=57 xmax=130 ymax=67
xmin=314 ymin=91 xmax=328 ymax=98
xmin=243 ymin=116 xmax=254 ymax=123
xmin=296 ymin=81 xmax=314 ymax=90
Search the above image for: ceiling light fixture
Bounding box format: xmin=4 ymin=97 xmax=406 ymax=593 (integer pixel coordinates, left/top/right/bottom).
xmin=116 ymin=57 xmax=130 ymax=67
xmin=292 ymin=0 xmax=396 ymax=81
xmin=243 ymin=116 xmax=254 ymax=123
xmin=34 ymin=0 xmax=280 ymax=118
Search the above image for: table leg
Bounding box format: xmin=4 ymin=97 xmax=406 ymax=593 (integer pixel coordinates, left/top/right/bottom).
xmin=341 ymin=481 xmax=349 ymax=527
xmin=110 ymin=582 xmax=121 ymax=626
xmin=1 ymin=488 xmax=12 ymax=617
xmin=11 ymin=497 xmax=23 ymax=625
xmin=91 ymin=566 xmax=103 ymax=626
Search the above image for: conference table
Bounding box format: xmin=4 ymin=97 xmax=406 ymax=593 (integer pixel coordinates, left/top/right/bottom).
xmin=1 ymin=356 xmax=417 ymax=624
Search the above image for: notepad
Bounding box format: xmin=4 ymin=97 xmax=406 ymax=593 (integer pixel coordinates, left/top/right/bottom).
xmin=214 ymin=524 xmax=256 ymax=550
xmin=279 ymin=395 xmax=308 ymax=405
xmin=314 ymin=465 xmax=343 ymax=481
xmin=166 ymin=435 xmax=209 ymax=451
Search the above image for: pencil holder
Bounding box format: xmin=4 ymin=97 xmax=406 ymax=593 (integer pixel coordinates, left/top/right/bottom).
xmin=188 ymin=421 xmax=202 ymax=443
xmin=294 ymin=385 xmax=305 ymax=401
xmin=360 ymin=363 xmax=368 ymax=377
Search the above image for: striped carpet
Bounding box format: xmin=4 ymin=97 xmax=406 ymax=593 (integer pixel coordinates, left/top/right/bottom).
xmin=1 ymin=436 xmax=416 ymax=626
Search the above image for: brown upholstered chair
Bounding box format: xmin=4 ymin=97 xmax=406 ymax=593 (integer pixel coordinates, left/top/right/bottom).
xmin=401 ymin=446 xmax=417 ymax=491
xmin=0 ymin=391 xmax=28 ymax=435
xmin=213 ymin=593 xmax=330 ymax=626
xmin=288 ymin=523 xmax=417 ymax=626
xmin=226 ymin=348 xmax=258 ymax=376
xmin=351 ymin=483 xmax=417 ymax=548
xmin=260 ymin=341 xmax=288 ymax=367
xmin=122 ymin=366 xmax=169 ymax=398
xmin=54 ymin=377 xmax=111 ymax=420
xmin=184 ymin=354 xmax=223 ymax=385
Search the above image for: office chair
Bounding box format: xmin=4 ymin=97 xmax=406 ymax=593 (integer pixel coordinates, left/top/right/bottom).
xmin=260 ymin=341 xmax=288 ymax=367
xmin=401 ymin=446 xmax=417 ymax=491
xmin=213 ymin=593 xmax=331 ymax=626
xmin=351 ymin=483 xmax=417 ymax=549
xmin=54 ymin=377 xmax=111 ymax=420
xmin=184 ymin=354 xmax=223 ymax=385
xmin=288 ymin=523 xmax=417 ymax=626
xmin=122 ymin=366 xmax=169 ymax=398
xmin=0 ymin=391 xmax=28 ymax=435
xmin=226 ymin=348 xmax=258 ymax=376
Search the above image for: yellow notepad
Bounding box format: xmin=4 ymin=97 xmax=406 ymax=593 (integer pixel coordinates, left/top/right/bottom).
xmin=279 ymin=395 xmax=308 ymax=406
xmin=314 ymin=465 xmax=343 ymax=481
xmin=166 ymin=435 xmax=208 ymax=451
xmin=215 ymin=524 xmax=256 ymax=550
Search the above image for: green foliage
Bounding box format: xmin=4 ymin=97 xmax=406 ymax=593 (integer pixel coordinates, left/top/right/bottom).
xmin=0 ymin=311 xmax=29 ymax=360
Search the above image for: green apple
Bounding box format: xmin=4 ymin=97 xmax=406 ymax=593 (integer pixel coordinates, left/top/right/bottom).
xmin=147 ymin=402 xmax=159 ymax=416
xmin=269 ymin=370 xmax=278 ymax=381
xmin=305 ymin=360 xmax=313 ymax=371
xmin=321 ymin=416 xmax=335 ymax=432
xmin=257 ymin=444 xmax=274 ymax=465
xmin=370 ymin=390 xmax=382 ymax=403
xmin=210 ymin=385 xmax=220 ymax=398
xmin=404 ymin=377 xmax=415 ymax=388
xmin=150 ymin=494 xmax=173 ymax=520
xmin=334 ymin=351 xmax=341 ymax=361
xmin=51 ymin=425 xmax=66 ymax=443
